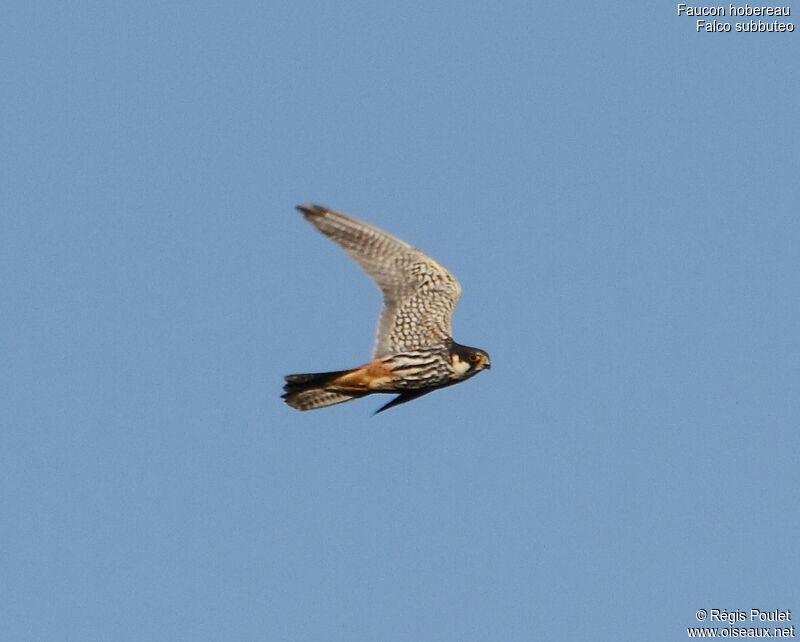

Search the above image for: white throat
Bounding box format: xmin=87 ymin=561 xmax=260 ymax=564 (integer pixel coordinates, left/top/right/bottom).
xmin=451 ymin=354 xmax=471 ymax=376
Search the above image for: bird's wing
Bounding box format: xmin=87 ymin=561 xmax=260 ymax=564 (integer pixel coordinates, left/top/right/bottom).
xmin=297 ymin=204 xmax=461 ymax=357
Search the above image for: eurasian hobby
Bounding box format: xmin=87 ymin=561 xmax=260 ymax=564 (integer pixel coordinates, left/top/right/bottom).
xmin=282 ymin=204 xmax=490 ymax=413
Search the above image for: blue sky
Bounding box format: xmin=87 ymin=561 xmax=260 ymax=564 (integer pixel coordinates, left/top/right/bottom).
xmin=2 ymin=2 xmax=798 ymax=640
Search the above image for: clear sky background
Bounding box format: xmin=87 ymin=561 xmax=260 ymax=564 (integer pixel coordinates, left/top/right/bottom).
xmin=2 ymin=2 xmax=798 ymax=640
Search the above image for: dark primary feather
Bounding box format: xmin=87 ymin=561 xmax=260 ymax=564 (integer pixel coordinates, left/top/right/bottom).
xmin=373 ymin=389 xmax=433 ymax=415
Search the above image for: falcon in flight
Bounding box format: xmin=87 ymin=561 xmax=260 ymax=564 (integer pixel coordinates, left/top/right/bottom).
xmin=282 ymin=204 xmax=491 ymax=413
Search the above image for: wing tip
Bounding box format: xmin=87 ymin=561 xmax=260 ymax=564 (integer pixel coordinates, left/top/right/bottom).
xmin=373 ymin=390 xmax=431 ymax=414
xmin=296 ymin=203 xmax=327 ymax=218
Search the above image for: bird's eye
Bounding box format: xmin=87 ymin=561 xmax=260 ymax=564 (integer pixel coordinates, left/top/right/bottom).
xmin=470 ymin=353 xmax=481 ymax=363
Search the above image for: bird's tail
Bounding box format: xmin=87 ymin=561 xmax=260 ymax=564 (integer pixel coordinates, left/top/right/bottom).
xmin=282 ymin=370 xmax=368 ymax=411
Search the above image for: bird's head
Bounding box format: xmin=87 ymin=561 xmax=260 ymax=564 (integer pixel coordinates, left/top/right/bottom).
xmin=450 ymin=342 xmax=491 ymax=379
